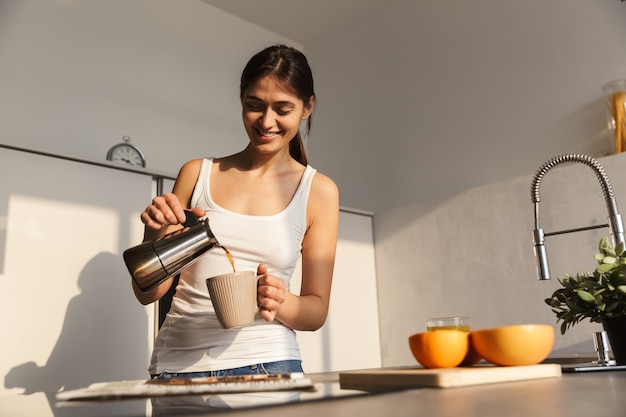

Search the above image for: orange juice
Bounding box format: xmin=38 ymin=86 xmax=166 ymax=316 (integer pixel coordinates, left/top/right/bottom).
xmin=426 ymin=316 xmax=470 ymax=332
xmin=427 ymin=324 xmax=470 ymax=332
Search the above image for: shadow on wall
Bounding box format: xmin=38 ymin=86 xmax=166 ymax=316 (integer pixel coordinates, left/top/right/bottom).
xmin=4 ymin=252 xmax=148 ymax=415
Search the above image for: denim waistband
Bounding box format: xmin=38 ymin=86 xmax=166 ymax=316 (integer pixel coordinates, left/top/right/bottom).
xmin=151 ymin=359 xmax=303 ymax=379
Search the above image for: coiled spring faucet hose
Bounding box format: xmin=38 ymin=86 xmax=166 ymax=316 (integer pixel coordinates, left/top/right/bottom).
xmin=530 ymin=154 xmax=625 ymax=280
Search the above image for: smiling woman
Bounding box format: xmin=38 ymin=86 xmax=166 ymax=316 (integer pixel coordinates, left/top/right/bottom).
xmin=241 ymin=77 xmax=314 ymax=164
xmin=239 ymin=45 xmax=316 ymax=166
xmin=134 ymin=45 xmax=340 ymax=380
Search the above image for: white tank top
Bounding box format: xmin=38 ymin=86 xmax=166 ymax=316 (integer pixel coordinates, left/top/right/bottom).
xmin=149 ymin=157 xmax=317 ymax=374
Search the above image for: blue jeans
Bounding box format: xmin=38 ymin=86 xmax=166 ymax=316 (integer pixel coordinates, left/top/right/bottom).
xmin=152 ymin=360 xmax=303 ymax=379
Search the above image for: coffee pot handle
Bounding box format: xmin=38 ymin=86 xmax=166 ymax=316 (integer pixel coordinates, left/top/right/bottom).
xmin=183 ymin=210 xmax=201 ymax=227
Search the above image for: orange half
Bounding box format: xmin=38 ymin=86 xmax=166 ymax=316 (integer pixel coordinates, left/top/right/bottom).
xmin=470 ymin=324 xmax=554 ymax=366
xmin=408 ymin=330 xmax=469 ymax=369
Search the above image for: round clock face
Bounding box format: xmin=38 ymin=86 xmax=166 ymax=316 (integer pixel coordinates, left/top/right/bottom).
xmin=107 ymin=143 xmax=145 ymax=167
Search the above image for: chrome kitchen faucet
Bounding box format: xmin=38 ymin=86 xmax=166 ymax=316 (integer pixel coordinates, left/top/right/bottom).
xmin=530 ymin=154 xmax=625 ymax=280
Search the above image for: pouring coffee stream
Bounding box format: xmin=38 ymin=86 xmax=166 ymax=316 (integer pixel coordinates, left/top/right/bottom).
xmin=124 ymin=210 xmax=231 ymax=292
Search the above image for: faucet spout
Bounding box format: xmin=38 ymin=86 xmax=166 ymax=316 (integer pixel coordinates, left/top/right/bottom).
xmin=530 ymin=154 xmax=625 ymax=280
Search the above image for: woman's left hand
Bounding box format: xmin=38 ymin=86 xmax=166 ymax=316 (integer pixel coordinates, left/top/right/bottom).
xmin=256 ymin=263 xmax=287 ymax=322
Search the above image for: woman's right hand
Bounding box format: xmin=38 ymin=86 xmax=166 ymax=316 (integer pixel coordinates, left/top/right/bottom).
xmin=140 ymin=193 xmax=205 ymax=231
xmin=141 ymin=193 xmax=186 ymax=230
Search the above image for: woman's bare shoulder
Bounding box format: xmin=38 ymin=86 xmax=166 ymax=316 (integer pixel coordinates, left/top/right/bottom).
xmin=178 ymin=158 xmax=204 ymax=175
xmin=172 ymin=159 xmax=205 ymax=205
xmin=310 ymin=171 xmax=339 ymax=207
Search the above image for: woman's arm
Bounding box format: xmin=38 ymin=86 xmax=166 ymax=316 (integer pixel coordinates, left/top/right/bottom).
xmin=132 ymin=159 xmax=204 ymax=305
xmin=257 ymin=172 xmax=339 ymax=331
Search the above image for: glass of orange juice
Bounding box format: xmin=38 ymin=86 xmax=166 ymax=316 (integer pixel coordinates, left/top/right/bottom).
xmin=426 ymin=316 xmax=470 ymax=332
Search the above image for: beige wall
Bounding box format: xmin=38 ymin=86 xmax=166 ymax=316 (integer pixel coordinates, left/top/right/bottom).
xmin=374 ymin=152 xmax=626 ymax=366
xmin=2 ymin=1 xmax=626 ymax=214
xmin=306 ymin=0 xmax=626 ymax=213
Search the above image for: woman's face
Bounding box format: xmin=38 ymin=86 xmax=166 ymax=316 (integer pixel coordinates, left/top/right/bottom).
xmin=241 ymin=76 xmax=313 ymax=157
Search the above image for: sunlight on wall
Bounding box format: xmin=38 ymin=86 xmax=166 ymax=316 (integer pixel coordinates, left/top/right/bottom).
xmin=1 ymin=195 xmax=119 ymax=395
xmin=1 ymin=194 xmax=152 ymax=397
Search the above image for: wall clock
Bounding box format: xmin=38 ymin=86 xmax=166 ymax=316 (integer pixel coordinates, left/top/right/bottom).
xmin=106 ymin=135 xmax=146 ymax=167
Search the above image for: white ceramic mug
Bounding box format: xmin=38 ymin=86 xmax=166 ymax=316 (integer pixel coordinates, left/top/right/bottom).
xmin=206 ymin=271 xmax=259 ymax=329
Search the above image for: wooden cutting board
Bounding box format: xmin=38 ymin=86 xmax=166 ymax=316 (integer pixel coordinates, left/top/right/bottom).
xmin=339 ymin=364 xmax=562 ymax=391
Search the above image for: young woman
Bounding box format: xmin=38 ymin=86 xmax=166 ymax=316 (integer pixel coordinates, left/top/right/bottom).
xmin=134 ymin=45 xmax=339 ymax=378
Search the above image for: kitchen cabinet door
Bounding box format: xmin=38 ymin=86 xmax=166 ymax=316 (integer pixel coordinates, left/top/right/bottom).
xmin=0 ymin=147 xmax=154 ymax=399
xmin=294 ymin=210 xmax=381 ymax=372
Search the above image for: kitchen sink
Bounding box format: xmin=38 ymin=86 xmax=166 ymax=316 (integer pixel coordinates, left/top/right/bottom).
xmin=542 ymin=354 xmax=626 ymax=373
xmin=542 ymin=354 xmax=596 ymax=365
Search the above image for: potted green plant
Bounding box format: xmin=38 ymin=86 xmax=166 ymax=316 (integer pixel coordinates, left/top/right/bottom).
xmin=545 ymin=236 xmax=626 ymax=364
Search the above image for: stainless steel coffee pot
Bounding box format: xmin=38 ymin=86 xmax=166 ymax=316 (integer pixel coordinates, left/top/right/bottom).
xmin=124 ymin=211 xmax=220 ymax=292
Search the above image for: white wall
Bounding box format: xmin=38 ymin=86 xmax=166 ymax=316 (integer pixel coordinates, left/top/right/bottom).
xmin=0 ymin=0 xmax=299 ymax=176
xmin=306 ymin=0 xmax=626 ymax=213
xmin=4 ymin=1 xmax=626 ymax=215
xmin=374 ymin=152 xmax=626 ymax=367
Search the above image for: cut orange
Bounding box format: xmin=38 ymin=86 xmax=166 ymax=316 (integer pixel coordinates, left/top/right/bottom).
xmin=470 ymin=324 xmax=554 ymax=366
xmin=408 ymin=330 xmax=469 ymax=369
xmin=460 ymin=342 xmax=482 ymax=366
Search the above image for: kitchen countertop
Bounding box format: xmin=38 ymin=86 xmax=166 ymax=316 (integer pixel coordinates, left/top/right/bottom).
xmin=4 ymin=364 xmax=626 ymax=417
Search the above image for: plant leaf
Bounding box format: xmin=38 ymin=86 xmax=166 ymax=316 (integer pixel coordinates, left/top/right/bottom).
xmin=600 ymin=236 xmax=616 ymax=257
xmin=576 ymin=290 xmax=595 ymax=303
xmin=603 ymin=256 xmax=617 ymax=264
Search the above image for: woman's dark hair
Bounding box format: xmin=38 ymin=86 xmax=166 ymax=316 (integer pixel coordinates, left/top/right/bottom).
xmin=240 ymin=45 xmax=315 ymax=166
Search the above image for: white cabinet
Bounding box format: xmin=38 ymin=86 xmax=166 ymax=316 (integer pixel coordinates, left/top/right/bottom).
xmin=0 ymin=147 xmax=380 ymax=405
xmin=0 ymin=147 xmax=154 ymax=398
xmin=294 ymin=210 xmax=381 ymax=372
